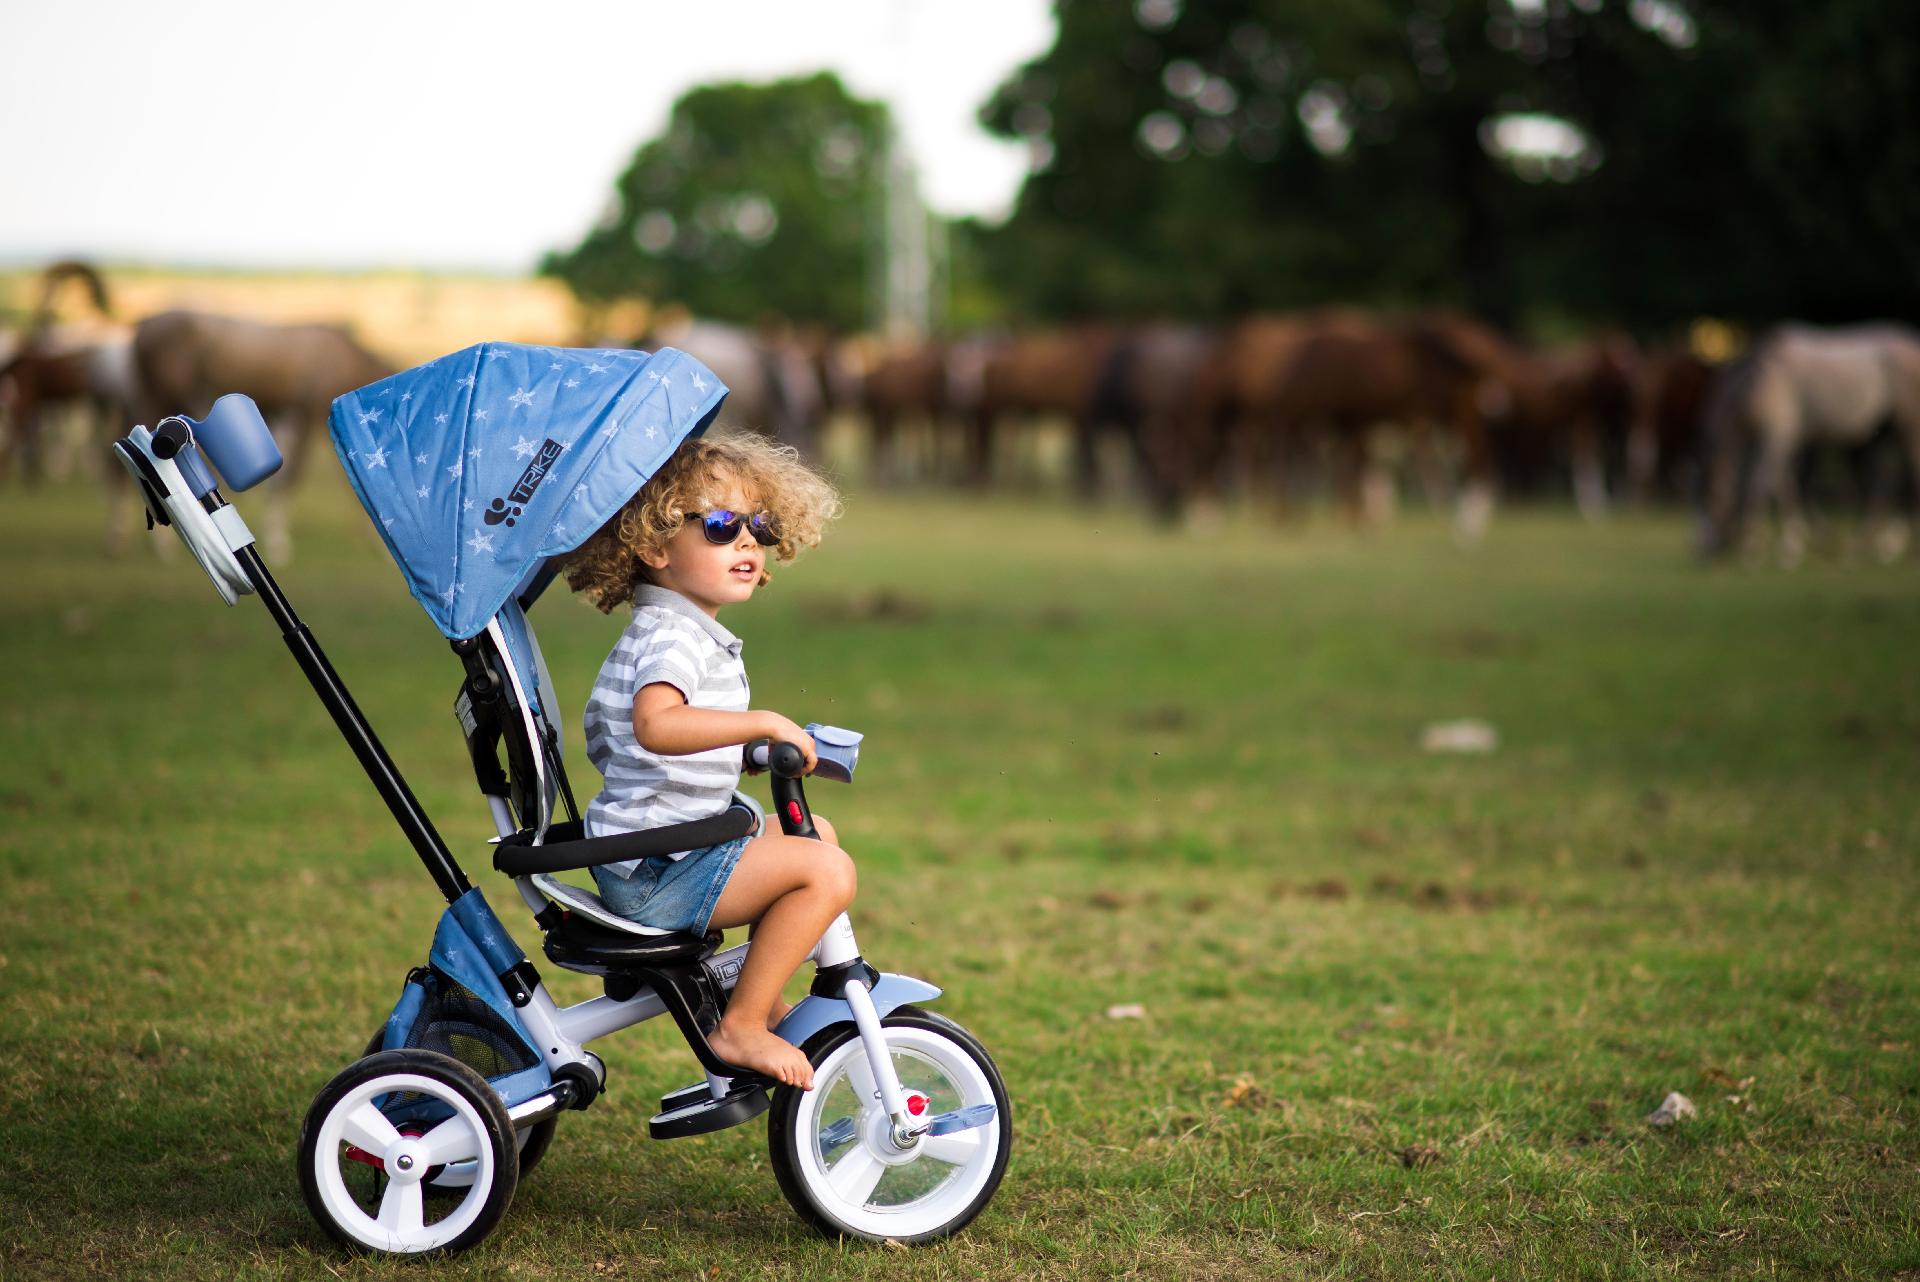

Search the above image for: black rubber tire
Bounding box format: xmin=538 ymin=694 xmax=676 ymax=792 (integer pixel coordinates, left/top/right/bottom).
xmin=361 ymin=1030 xmax=557 ymax=1181
xmin=766 ymin=1006 xmax=1011 ymax=1243
xmin=298 ymin=1049 xmax=519 ymax=1256
xmin=513 ymin=1116 xmax=558 ymax=1179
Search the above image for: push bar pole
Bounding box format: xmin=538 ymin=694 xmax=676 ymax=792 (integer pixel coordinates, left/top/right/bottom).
xmin=236 ymin=545 xmax=474 ymax=906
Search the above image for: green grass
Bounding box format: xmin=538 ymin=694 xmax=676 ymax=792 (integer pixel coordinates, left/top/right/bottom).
xmin=2 ymin=467 xmax=1917 ymax=1280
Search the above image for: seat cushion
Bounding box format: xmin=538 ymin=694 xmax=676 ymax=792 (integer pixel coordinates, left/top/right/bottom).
xmin=530 ymin=873 xmax=672 ymax=935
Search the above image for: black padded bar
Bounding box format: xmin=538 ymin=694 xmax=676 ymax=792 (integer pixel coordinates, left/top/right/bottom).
xmin=494 ymin=807 xmax=754 ymax=876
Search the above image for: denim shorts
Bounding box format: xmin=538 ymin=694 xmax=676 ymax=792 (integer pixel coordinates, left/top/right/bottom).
xmin=590 ymin=834 xmax=752 ymax=935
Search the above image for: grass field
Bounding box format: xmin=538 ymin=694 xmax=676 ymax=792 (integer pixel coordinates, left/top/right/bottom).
xmin=2 ymin=466 xmax=1917 ymax=1280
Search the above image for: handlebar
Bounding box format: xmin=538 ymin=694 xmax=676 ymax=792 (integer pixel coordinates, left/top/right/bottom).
xmin=747 ymin=725 xmax=862 ymax=840
xmin=767 ymin=740 xmax=809 ymax=778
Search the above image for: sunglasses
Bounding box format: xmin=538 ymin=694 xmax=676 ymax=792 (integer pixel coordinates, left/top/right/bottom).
xmin=688 ymin=508 xmax=780 ymax=547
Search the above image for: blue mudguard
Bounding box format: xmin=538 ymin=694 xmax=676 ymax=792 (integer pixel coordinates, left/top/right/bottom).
xmin=773 ymin=973 xmax=942 ymax=1049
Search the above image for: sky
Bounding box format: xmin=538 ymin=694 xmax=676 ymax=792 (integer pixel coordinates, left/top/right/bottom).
xmin=0 ymin=0 xmax=1056 ymax=274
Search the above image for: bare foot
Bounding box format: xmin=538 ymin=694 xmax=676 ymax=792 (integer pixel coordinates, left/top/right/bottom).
xmin=709 ymin=1017 xmax=814 ymax=1090
xmin=767 ymin=999 xmax=793 ymax=1032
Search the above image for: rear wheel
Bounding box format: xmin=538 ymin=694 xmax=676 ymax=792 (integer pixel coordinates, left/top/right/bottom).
xmin=767 ymin=1007 xmax=1010 ymax=1242
xmin=360 ymin=1029 xmax=558 ymax=1183
xmin=299 ymin=1049 xmax=518 ymax=1255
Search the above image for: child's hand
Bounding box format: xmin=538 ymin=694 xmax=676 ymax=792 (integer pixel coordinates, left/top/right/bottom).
xmin=756 ymin=712 xmax=818 ymax=775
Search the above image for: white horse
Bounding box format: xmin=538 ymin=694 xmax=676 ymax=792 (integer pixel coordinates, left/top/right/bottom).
xmin=638 ymin=316 xmax=825 ymax=458
xmin=1701 ymin=324 xmax=1920 ymax=563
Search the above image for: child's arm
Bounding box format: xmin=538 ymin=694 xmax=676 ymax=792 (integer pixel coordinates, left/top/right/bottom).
xmin=632 ymin=683 xmax=818 ymax=773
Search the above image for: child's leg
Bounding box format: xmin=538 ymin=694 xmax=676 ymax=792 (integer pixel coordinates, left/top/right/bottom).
xmin=705 ymin=830 xmax=856 ymax=1090
xmin=755 ymin=813 xmax=838 ymax=1031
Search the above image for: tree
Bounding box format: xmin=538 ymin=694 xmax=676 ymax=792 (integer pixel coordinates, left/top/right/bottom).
xmin=972 ymin=0 xmax=1920 ymax=331
xmin=543 ymin=73 xmax=889 ymax=331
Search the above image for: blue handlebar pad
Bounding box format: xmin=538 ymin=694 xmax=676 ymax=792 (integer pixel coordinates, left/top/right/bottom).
xmin=804 ymin=723 xmax=863 ymax=783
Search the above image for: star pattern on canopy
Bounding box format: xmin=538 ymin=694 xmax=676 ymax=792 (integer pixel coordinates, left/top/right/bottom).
xmin=329 ymin=341 xmax=728 ymax=639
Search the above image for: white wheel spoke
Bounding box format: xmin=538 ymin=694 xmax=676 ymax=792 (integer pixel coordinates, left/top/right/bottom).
xmin=827 ymin=1145 xmax=887 ymax=1207
xmin=920 ymin=1127 xmax=983 ymax=1167
xmin=416 ymin=1114 xmax=483 ymax=1167
xmin=846 ymin=1053 xmax=880 ymax=1113
xmin=341 ymin=1103 xmax=400 ymax=1155
xmin=377 ymin=1179 xmax=424 ymax=1237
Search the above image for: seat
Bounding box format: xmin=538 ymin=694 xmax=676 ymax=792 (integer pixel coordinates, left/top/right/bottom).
xmin=541 ymin=912 xmax=717 ymax=974
xmin=528 ymin=871 xmax=675 ymax=935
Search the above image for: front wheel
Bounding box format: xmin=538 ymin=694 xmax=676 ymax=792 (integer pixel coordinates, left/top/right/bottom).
xmin=767 ymin=1006 xmax=1010 ymax=1242
xmin=298 ymin=1049 xmax=518 ymax=1255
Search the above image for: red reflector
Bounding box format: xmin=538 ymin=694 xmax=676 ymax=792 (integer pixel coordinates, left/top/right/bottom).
xmin=907 ymin=1094 xmax=927 ymax=1116
xmin=786 ymin=800 xmax=804 ymax=826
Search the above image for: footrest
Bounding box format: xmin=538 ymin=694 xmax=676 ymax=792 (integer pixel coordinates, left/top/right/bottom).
xmin=649 ymin=1082 xmax=771 ymax=1140
xmin=659 ymin=1081 xmax=713 ymax=1115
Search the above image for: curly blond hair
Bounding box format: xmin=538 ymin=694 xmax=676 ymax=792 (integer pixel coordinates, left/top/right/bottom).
xmin=564 ymin=430 xmax=842 ymax=613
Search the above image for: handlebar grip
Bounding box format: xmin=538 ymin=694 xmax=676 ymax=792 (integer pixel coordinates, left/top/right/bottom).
xmin=768 ymin=741 xmax=808 ymax=778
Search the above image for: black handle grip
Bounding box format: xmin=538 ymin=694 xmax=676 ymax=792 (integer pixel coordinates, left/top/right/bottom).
xmin=151 ymin=418 xmax=193 ymax=460
xmin=768 ymin=741 xmax=808 ymax=778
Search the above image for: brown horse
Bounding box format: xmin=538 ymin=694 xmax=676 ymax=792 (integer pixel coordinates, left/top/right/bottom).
xmin=0 ymin=260 xmax=130 ymax=493
xmin=1627 ymin=344 xmax=1716 ymax=503
xmin=1087 ymin=323 xmax=1216 ymax=520
xmin=961 ymin=326 xmax=1121 ymax=493
xmin=1265 ymin=313 xmax=1494 ymax=535
xmin=0 ymin=336 xmax=138 ymax=490
xmin=134 ymin=310 xmax=393 ymax=560
xmin=1411 ymin=314 xmax=1641 ymax=520
xmin=852 ymin=337 xmax=953 ymax=485
xmin=1183 ymin=310 xmax=1378 ymax=513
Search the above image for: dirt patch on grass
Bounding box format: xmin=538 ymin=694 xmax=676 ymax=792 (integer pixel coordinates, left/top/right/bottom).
xmin=1368 ymin=874 xmax=1519 ymax=911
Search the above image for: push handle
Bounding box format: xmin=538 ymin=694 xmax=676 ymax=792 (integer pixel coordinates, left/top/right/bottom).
xmin=150 ymin=417 xmax=220 ymax=499
xmin=150 ymin=419 xmax=192 ymax=460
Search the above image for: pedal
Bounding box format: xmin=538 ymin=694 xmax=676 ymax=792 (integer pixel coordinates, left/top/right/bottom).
xmin=648 ymin=1081 xmax=771 ymax=1140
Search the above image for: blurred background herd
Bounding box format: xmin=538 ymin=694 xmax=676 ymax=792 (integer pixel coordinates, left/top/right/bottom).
xmin=4 ymin=0 xmax=1916 ymax=564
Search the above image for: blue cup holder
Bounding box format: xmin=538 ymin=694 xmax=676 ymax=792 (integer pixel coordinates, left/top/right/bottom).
xmin=193 ymin=394 xmax=282 ymax=492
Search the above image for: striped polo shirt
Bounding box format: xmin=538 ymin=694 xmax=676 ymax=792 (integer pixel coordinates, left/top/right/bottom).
xmin=583 ymin=584 xmax=750 ymax=876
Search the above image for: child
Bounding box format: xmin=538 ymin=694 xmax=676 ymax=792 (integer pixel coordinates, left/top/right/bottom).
xmin=563 ymin=431 xmax=846 ymax=1090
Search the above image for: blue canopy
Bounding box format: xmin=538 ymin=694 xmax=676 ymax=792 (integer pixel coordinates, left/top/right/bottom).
xmin=330 ymin=342 xmax=726 ymax=639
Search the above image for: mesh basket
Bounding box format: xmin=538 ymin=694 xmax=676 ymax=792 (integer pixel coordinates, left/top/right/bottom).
xmin=401 ymin=970 xmax=539 ymax=1082
xmin=375 ymin=897 xmax=552 ymax=1118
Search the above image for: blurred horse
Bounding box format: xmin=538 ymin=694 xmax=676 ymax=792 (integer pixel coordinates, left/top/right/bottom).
xmin=1186 ymin=310 xmax=1373 ymax=512
xmin=1699 ymin=323 xmax=1920 ymax=563
xmin=1627 ymin=345 xmax=1716 ymax=503
xmin=851 ymin=337 xmax=952 ymax=485
xmin=962 ymin=326 xmax=1120 ymax=494
xmin=1417 ymin=314 xmax=1640 ymax=520
xmin=1175 ymin=310 xmax=1490 ymax=530
xmin=1267 ymin=313 xmax=1494 ymax=537
xmin=0 ymin=260 xmax=129 ymax=489
xmin=1087 ymin=323 xmax=1215 ymax=520
xmin=134 ymin=310 xmax=393 ymax=561
xmin=0 ymin=336 xmax=139 ymax=491
xmin=637 ymin=315 xmax=825 ymax=457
